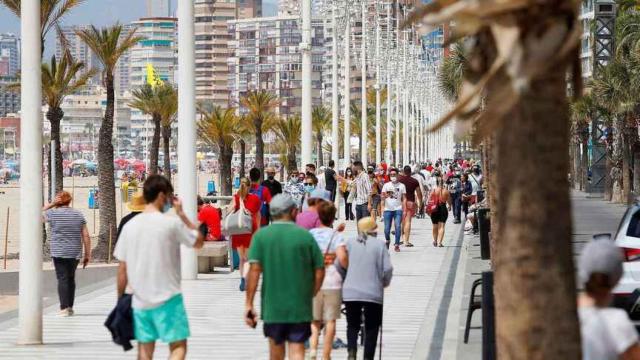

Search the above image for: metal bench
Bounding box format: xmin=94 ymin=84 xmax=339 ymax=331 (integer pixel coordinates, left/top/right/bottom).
xmin=197 ymin=241 xmax=229 ymax=273
xmin=464 ymin=278 xmax=483 ymax=343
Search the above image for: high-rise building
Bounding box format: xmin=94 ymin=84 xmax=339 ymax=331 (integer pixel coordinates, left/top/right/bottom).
xmin=194 ymin=0 xmax=260 ymax=105
xmin=146 ymin=0 xmax=172 ymax=17
xmin=115 ymin=24 xmax=135 ymax=95
xmin=129 ymin=17 xmax=178 ymax=89
xmin=0 ymin=34 xmax=19 ymax=77
xmin=56 ymin=25 xmax=102 ymax=84
xmin=0 ymin=76 xmax=19 ymax=117
xmin=580 ymin=0 xmax=595 ymax=79
xmin=228 ymin=15 xmax=326 ymax=116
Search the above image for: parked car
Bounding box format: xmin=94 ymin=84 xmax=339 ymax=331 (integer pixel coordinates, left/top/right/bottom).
xmin=612 ymin=201 xmax=640 ymax=300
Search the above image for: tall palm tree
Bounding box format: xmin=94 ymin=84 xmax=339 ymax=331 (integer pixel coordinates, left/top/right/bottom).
xmin=1 ymin=0 xmax=85 ymax=56
xmin=197 ymin=106 xmax=237 ymax=195
xmin=570 ymin=92 xmax=602 ymax=191
xmin=129 ymin=84 xmax=162 ymax=175
xmin=312 ymin=105 xmax=331 ymax=166
xmin=438 ymin=42 xmax=467 ymax=102
xmin=273 ymin=115 xmax=301 ymax=173
xmin=406 ymin=0 xmax=582 ymax=357
xmin=42 ymin=49 xmax=95 ymax=196
xmin=76 ymin=24 xmax=142 ymax=256
xmin=236 ymin=114 xmax=252 ymax=178
xmin=159 ymin=84 xmax=177 ymax=180
xmin=241 ymin=90 xmax=279 ymax=172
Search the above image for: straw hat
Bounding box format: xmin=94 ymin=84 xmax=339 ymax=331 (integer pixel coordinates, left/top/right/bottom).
xmin=127 ymin=192 xmax=146 ymax=212
xmin=357 ymin=217 xmax=378 ymax=234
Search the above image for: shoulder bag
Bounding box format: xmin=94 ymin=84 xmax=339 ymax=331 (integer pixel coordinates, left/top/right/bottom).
xmin=222 ymin=196 xmax=253 ymax=236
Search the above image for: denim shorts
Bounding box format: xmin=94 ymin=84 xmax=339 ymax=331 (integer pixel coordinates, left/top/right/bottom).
xmin=133 ymin=293 xmax=190 ymax=344
xmin=263 ymin=322 xmax=311 ymax=345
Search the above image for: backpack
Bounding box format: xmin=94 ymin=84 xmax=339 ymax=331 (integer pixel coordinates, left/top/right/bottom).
xmin=249 ymin=185 xmax=270 ymax=221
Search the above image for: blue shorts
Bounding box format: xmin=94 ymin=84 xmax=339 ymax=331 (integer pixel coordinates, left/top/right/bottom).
xmin=263 ymin=322 xmax=311 ymax=345
xmin=133 ymin=293 xmax=190 ymax=344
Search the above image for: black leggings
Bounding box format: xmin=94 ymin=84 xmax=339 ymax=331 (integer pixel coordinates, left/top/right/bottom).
xmin=343 ymin=192 xmax=355 ymax=220
xmin=345 ymin=301 xmax=383 ymax=359
xmin=53 ymin=257 xmax=79 ymax=310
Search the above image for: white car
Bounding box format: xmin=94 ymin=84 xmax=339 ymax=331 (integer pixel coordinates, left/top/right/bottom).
xmin=613 ymin=203 xmax=640 ymax=298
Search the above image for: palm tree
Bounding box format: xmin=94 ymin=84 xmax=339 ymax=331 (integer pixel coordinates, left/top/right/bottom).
xmin=129 ymin=84 xmax=162 ymax=175
xmin=197 ymin=106 xmax=237 ymax=195
xmin=241 ymin=90 xmax=279 ymax=172
xmin=42 ymin=49 xmax=95 ymax=196
xmin=159 ymin=84 xmax=177 ymax=180
xmin=312 ymin=105 xmax=331 ymax=166
xmin=1 ymin=0 xmax=85 ymax=56
xmin=570 ymin=92 xmax=602 ymax=191
xmin=76 ymin=24 xmax=142 ymax=257
xmin=236 ymin=114 xmax=252 ymax=178
xmin=438 ymin=42 xmax=467 ymax=102
xmin=273 ymin=115 xmax=301 ymax=173
xmin=406 ymin=0 xmax=582 ymax=357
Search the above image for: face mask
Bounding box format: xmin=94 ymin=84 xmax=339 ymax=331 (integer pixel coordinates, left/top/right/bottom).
xmin=291 ymin=177 xmax=298 ymax=183
xmin=390 ymin=176 xmax=397 ymax=183
xmin=304 ymin=185 xmax=315 ymax=193
xmin=267 ymin=175 xmax=275 ymax=180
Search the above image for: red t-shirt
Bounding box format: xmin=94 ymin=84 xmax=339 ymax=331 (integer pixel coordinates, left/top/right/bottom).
xmin=198 ymin=205 xmax=221 ymax=241
xmin=234 ymin=193 xmax=261 ymax=232
xmin=399 ymin=175 xmax=420 ymax=203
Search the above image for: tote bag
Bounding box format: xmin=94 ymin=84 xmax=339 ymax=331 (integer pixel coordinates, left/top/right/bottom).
xmin=222 ymin=196 xmax=253 ymax=236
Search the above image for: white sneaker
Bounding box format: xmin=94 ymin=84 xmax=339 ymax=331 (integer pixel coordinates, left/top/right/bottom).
xmin=68 ymin=308 xmax=75 ymax=316
xmin=56 ymin=308 xmax=71 ymax=317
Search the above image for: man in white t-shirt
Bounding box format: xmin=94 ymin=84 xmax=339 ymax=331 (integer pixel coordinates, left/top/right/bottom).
xmin=381 ymin=168 xmax=406 ymax=252
xmin=114 ymin=175 xmax=204 ymax=360
xmin=578 ymin=239 xmax=640 ymax=360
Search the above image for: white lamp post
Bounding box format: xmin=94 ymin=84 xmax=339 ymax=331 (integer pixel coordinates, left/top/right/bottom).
xmin=343 ymin=14 xmax=351 ymax=166
xmin=301 ymin=0 xmax=313 ymax=166
xmin=178 ymin=0 xmax=197 ymax=280
xmin=331 ymin=6 xmax=340 ymax=164
xmin=385 ymin=1 xmax=392 ymax=164
xmin=374 ymin=8 xmax=381 ymax=165
xmin=360 ymin=0 xmax=367 ymax=165
xmin=18 ymin=0 xmax=43 ymax=345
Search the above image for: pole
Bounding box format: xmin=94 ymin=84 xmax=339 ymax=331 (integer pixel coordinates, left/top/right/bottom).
xmin=385 ymin=2 xmax=392 ymax=164
xmin=374 ymin=10 xmax=381 ymax=165
xmin=300 ymin=0 xmax=312 ymax=166
xmin=360 ymin=0 xmax=368 ymax=165
xmin=3 ymin=207 xmax=9 ymax=270
xmin=331 ymin=7 xmax=340 ymax=164
xmin=178 ymin=0 xmax=198 ymax=280
xmin=50 ymin=140 xmax=55 ymax=200
xmin=395 ymin=1 xmax=401 ymax=166
xmin=343 ymin=15 xmax=351 ymax=166
xmin=18 ymin=0 xmax=43 ymax=345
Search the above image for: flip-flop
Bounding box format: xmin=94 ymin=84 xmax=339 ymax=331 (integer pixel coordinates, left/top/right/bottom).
xmin=439 ymin=243 xmax=444 ymax=247
xmin=406 ymin=242 xmax=414 ymax=247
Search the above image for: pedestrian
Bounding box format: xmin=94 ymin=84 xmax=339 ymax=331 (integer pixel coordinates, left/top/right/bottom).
xmin=249 ymin=167 xmax=272 ymax=227
xmin=296 ymin=188 xmax=330 ymax=230
xmin=368 ymin=167 xmax=382 ymax=222
xmin=324 ymin=160 xmax=339 ymax=203
xmin=245 ymin=194 xmax=325 ymax=360
xmin=428 ymin=176 xmax=451 ymax=247
xmin=461 ymin=173 xmax=473 ymax=219
xmin=577 ymin=239 xmax=640 ymax=359
xmin=113 ymin=175 xmax=205 ymax=360
xmin=399 ymin=165 xmax=422 ymax=247
xmin=449 ymin=170 xmax=462 ymax=224
xmin=340 ymin=168 xmax=355 ymax=221
xmin=301 ymin=173 xmax=318 ymax=210
xmin=231 ymin=177 xmax=262 ymax=291
xmin=283 ymin=170 xmax=305 ymax=208
xmin=382 ymin=168 xmax=406 ymax=251
xmin=197 ymin=195 xmax=221 ymax=241
xmin=309 ymin=202 xmax=347 ymax=360
xmin=337 ymin=217 xmax=393 ymax=360
xmin=43 ymin=191 xmax=91 ymax=317
xmin=306 ymin=163 xmax=317 ymax=176
xmin=117 ymin=192 xmax=145 ymax=239
xmin=261 ymin=166 xmax=283 ymax=197
xmin=352 ymin=161 xmax=372 ymax=221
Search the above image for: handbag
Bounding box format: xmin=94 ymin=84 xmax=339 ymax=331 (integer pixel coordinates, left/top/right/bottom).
xmin=222 ymin=196 xmax=253 ymax=236
xmin=425 ymin=189 xmax=440 ymax=215
xmin=323 ymin=231 xmax=338 ymax=266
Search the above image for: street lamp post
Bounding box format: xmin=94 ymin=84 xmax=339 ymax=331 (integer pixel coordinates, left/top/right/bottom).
xmin=343 ymin=14 xmax=351 ymax=166
xmin=385 ymin=1 xmax=392 ymax=164
xmin=374 ymin=9 xmax=381 ymax=165
xmin=301 ymin=0 xmax=312 ymax=166
xmin=178 ymin=0 xmax=197 ymax=280
xmin=360 ymin=0 xmax=367 ymax=164
xmin=18 ymin=0 xmax=43 ymax=344
xmin=331 ymin=6 xmax=340 ymax=164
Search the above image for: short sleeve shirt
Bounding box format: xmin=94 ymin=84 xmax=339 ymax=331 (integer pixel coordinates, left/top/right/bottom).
xmin=381 ymin=182 xmax=406 ymax=211
xmin=45 ymin=207 xmax=86 ymax=259
xmin=399 ymin=176 xmax=420 ymax=203
xmin=579 ymin=306 xmax=639 ymax=360
xmin=248 ymin=222 xmax=324 ymax=323
xmin=324 ymin=168 xmax=337 ymax=192
xmin=296 ymin=210 xmax=321 ymax=230
xmin=309 ymin=227 xmax=345 ymax=290
xmin=198 ymin=205 xmax=221 ymax=240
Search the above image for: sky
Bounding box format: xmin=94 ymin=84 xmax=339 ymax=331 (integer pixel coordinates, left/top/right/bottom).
xmin=0 ymin=0 xmax=277 ymax=58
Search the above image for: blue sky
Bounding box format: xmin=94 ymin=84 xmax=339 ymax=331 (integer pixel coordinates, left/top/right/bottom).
xmin=0 ymin=0 xmax=277 ymax=58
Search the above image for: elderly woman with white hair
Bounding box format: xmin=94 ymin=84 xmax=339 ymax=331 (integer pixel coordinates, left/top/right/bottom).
xmin=337 ymin=217 xmax=393 ymax=360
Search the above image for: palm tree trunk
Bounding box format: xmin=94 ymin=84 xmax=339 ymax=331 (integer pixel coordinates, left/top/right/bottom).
xmin=317 ymin=134 xmax=324 ymax=166
xmin=162 ymin=125 xmax=171 ymax=182
xmin=219 ymin=144 xmax=233 ymax=196
xmin=95 ymin=73 xmax=118 ymax=260
xmin=47 ymin=107 xmax=64 ymax=198
xmin=255 ymin=118 xmax=264 ymax=172
xmin=149 ymin=114 xmax=161 ymax=175
xmin=287 ymin=146 xmax=297 ymax=173
xmin=493 ymin=72 xmax=580 ymax=358
xmin=634 ymin=146 xmax=640 ymax=197
xmin=612 ymin=117 xmax=624 ymax=203
xmin=239 ymin=139 xmax=246 ymax=179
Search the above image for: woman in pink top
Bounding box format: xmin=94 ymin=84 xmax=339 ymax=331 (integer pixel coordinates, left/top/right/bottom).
xmin=296 ymin=197 xmax=324 ymax=230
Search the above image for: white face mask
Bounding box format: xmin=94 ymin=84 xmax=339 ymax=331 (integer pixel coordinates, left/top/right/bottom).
xmin=390 ymin=176 xmax=397 ymax=183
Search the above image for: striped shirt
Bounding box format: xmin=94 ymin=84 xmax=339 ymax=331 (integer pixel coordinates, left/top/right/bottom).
xmin=354 ymin=172 xmax=372 ymax=205
xmin=45 ymin=207 xmax=86 ymax=259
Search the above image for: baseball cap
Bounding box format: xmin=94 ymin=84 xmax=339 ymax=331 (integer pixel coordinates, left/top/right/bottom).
xmin=578 ymin=239 xmax=624 ymax=286
xmin=269 ymin=194 xmax=297 ymax=217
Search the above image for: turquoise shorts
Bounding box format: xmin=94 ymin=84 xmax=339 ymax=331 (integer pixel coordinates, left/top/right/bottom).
xmin=133 ymin=293 xmax=190 ymax=344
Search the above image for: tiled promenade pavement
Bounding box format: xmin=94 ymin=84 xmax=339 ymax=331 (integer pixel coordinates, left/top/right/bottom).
xmin=0 ymin=217 xmax=463 ymax=359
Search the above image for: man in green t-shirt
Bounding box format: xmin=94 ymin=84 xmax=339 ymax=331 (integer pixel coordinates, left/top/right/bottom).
xmin=245 ymin=194 xmax=325 ymax=360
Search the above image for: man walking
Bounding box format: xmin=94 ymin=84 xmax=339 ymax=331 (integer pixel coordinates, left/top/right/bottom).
xmin=382 ymin=168 xmax=406 ymax=252
xmin=324 ymin=160 xmax=339 ymax=203
xmin=114 ymin=175 xmax=205 ymax=360
xmin=261 ymin=166 xmax=282 ymax=197
xmin=352 ymin=161 xmax=372 ymax=221
xmin=249 ymin=167 xmax=272 ymax=227
xmin=449 ymin=171 xmax=462 ymax=223
xmin=399 ymin=165 xmax=422 ymax=247
xmin=245 ymin=194 xmax=325 ymax=360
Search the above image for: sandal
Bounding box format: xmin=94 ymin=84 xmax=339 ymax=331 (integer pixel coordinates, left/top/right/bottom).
xmin=432 ymin=240 xmax=437 ymax=247
xmin=438 ymin=243 xmax=444 ymax=247
xmin=406 ymin=242 xmax=414 ymax=247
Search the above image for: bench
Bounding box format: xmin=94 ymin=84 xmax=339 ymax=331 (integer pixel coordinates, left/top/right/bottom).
xmin=197 ymin=241 xmax=229 ymax=273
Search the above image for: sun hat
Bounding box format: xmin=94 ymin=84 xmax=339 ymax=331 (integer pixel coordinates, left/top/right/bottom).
xmin=357 ymin=217 xmax=378 ymax=234
xmin=127 ymin=192 xmax=146 ymax=212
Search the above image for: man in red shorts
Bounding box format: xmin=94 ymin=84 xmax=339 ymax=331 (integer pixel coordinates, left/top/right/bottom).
xmin=398 ymin=165 xmax=422 ymax=247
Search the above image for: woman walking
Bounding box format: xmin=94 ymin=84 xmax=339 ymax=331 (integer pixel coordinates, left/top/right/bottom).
xmin=340 ymin=168 xmax=355 ymax=221
xmin=428 ymin=177 xmax=451 ymax=247
xmin=43 ymin=191 xmax=91 ymax=317
xmin=231 ymin=177 xmax=261 ymax=291
xmin=338 ymin=217 xmax=393 ymax=360
xmin=309 ymin=202 xmax=347 ymax=360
